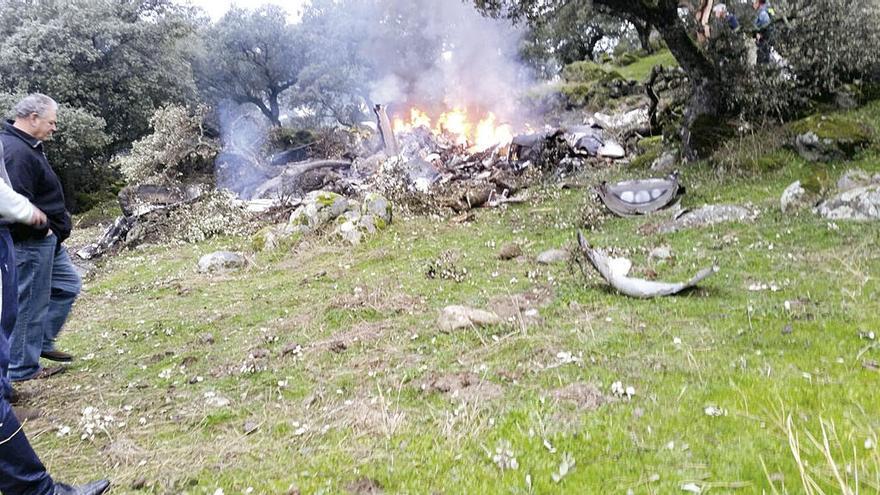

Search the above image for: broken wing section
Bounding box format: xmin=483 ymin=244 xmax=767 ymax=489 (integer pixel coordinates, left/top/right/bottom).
xmin=577 ymin=232 xmax=718 ymax=298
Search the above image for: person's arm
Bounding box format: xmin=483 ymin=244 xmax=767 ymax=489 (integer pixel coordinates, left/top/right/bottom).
xmin=0 ymin=141 xmax=44 ymax=225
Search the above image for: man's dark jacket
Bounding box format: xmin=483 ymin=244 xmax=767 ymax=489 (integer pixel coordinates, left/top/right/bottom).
xmin=0 ymin=121 xmax=71 ymax=243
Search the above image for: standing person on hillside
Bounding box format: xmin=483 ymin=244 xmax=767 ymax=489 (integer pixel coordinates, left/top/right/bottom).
xmin=753 ymin=0 xmax=775 ymax=64
xmin=0 ymin=139 xmax=110 ymax=495
xmin=1 ymin=94 xmax=81 ymax=383
xmin=713 ymin=3 xmax=740 ymax=32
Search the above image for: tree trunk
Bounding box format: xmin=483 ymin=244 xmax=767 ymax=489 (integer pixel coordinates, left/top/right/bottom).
xmin=597 ymin=0 xmax=722 ymax=160
xmin=634 ymin=21 xmax=654 ymax=53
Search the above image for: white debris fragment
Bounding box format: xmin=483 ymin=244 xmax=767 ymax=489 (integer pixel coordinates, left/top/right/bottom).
xmin=704 ymin=406 xmax=725 ymax=417
xmin=681 ymin=482 xmax=702 ymax=493
xmin=556 ymin=351 xmax=582 ymax=365
xmin=491 ymin=439 xmax=519 ymax=471
xmin=611 ymin=381 xmax=635 ymax=399
xmin=865 ymin=438 xmax=875 ymax=450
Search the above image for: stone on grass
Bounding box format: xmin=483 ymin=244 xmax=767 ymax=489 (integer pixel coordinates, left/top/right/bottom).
xmin=361 ymin=192 xmax=392 ymax=225
xmin=790 ymin=114 xmax=873 ymax=162
xmin=815 ymin=184 xmax=880 ymax=220
xmin=651 ymin=151 xmax=677 ymax=172
xmin=288 ymin=190 xmax=351 ymax=233
xmin=438 ymin=305 xmax=500 ymax=332
xmin=497 ymin=243 xmax=523 ymax=260
xmin=649 ymin=246 xmax=672 ymax=260
xmin=597 ymin=141 xmax=626 ymax=159
xmin=780 ymin=181 xmax=821 ymax=214
xmin=657 ymin=204 xmax=756 ymax=234
xmin=837 ymin=169 xmax=877 ymax=192
xmin=536 ymin=249 xmax=570 ymax=265
xmin=198 ymin=251 xmax=245 ymax=273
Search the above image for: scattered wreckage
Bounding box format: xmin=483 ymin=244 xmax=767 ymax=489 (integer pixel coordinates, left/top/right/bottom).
xmin=79 ymin=104 xmax=634 ymax=259
xmin=577 ymin=231 xmax=718 ymax=298
xmin=596 ymin=172 xmax=684 ymax=217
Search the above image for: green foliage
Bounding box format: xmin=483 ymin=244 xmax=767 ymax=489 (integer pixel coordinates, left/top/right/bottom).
xmin=112 ymin=105 xmax=219 ymax=184
xmin=710 ymin=124 xmax=792 ymax=172
xmin=0 ymin=0 xmax=199 ymax=147
xmin=194 ymin=5 xmax=307 ymax=127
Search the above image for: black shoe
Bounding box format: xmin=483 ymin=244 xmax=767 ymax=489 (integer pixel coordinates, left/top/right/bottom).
xmin=54 ymin=479 xmax=110 ymax=495
xmin=41 ymin=349 xmax=74 ymax=362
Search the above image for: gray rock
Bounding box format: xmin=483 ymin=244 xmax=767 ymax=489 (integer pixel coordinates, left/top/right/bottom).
xmin=198 ymin=251 xmax=246 ymax=273
xmin=288 ymin=190 xmax=353 ymax=233
xmin=815 ymin=184 xmax=880 ymax=220
xmin=658 ymin=205 xmax=757 ymax=234
xmin=648 ymin=246 xmax=672 ymax=260
xmin=597 ymin=141 xmax=626 ymax=159
xmin=650 ymin=151 xmax=678 ymax=172
xmin=438 ymin=306 xmax=501 ymax=332
xmin=361 ymin=192 xmax=393 ymax=225
xmin=536 ymin=249 xmax=570 ymax=265
xmin=780 ymin=181 xmax=821 ymax=214
xmin=795 ymin=132 xmax=846 ymax=162
xmin=837 ymin=169 xmax=876 ymax=192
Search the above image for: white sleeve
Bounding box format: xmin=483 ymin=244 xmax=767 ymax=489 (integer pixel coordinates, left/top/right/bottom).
xmin=0 ymin=142 xmax=35 ymax=224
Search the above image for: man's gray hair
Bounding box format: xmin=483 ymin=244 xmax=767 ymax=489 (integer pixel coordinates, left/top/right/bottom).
xmin=13 ymin=93 xmax=58 ymax=119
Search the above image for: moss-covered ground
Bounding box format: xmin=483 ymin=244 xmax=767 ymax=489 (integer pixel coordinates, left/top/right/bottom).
xmin=20 ymin=102 xmax=880 ymax=494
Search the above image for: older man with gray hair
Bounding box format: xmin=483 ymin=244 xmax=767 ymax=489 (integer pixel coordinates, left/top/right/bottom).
xmin=1 ymin=93 xmax=80 ymax=384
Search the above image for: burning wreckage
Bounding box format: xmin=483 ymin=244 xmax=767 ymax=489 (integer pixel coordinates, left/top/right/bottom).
xmin=77 ymin=103 xmax=719 ymax=300
xmin=77 ymin=104 xmax=634 ymax=259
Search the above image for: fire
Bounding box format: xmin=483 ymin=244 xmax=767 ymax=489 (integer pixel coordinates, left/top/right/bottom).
xmin=393 ymin=107 xmax=513 ymax=152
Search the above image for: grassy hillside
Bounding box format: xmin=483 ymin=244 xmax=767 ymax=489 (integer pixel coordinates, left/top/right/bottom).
xmin=614 ymin=49 xmax=678 ymax=82
xmin=21 ymin=102 xmax=880 ymax=494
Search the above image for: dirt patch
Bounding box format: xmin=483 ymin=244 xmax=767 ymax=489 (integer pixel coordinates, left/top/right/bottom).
xmin=420 ymin=372 xmax=504 ymax=404
xmin=488 ymin=286 xmax=554 ymax=328
xmin=310 ymin=321 xmax=391 ymax=353
xmin=330 ymin=284 xmax=425 ymax=315
xmin=551 ymin=382 xmax=607 ymax=411
xmin=102 ymin=436 xmax=148 ymax=465
xmin=346 ymin=478 xmax=383 ymax=495
xmin=332 ymin=395 xmax=407 ymax=436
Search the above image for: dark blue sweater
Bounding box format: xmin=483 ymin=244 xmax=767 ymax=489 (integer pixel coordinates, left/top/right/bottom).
xmin=0 ymin=121 xmax=71 ymax=243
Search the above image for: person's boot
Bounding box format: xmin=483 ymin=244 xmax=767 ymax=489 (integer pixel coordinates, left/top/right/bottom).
xmin=53 ymin=479 xmax=110 ymax=495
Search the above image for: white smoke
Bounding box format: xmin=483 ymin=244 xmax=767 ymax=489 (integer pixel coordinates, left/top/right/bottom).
xmin=362 ymin=0 xmax=531 ymax=123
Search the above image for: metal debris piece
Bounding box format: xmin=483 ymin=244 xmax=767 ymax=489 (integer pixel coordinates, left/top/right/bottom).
xmin=374 ymin=104 xmax=398 ymax=155
xmin=577 ymin=232 xmax=718 ymax=299
xmin=596 ymin=172 xmax=683 ymax=217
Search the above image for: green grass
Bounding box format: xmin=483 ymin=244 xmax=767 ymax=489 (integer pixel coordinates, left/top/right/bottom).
xmin=613 ymin=49 xmax=679 ymax=82
xmin=23 ymin=104 xmax=880 ymax=493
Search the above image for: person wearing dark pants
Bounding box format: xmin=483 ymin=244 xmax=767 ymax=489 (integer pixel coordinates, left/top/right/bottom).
xmin=1 ymin=94 xmax=79 ymax=383
xmin=753 ymin=0 xmax=775 ymax=64
xmin=0 ymin=137 xmax=109 ymax=494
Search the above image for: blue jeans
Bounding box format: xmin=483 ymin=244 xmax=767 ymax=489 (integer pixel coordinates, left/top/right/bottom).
xmin=8 ymin=234 xmax=81 ymax=381
xmin=0 ymin=227 xmax=55 ymax=494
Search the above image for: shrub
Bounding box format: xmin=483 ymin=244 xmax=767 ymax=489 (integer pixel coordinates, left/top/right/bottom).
xmin=113 ymin=105 xmax=219 ymax=184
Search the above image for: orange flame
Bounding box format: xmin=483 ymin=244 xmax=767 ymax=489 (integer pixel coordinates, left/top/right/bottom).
xmin=393 ymin=107 xmax=513 ymax=152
